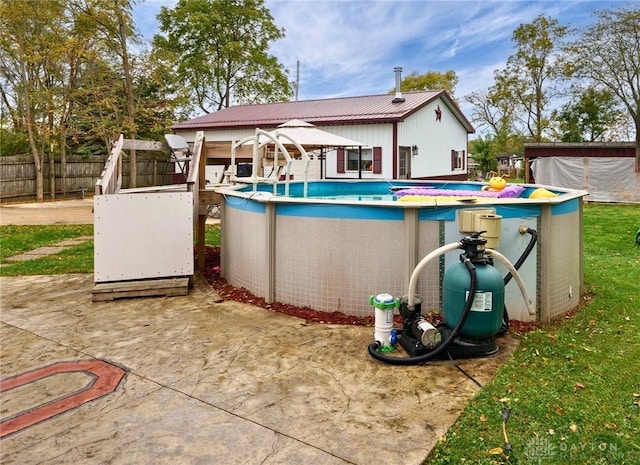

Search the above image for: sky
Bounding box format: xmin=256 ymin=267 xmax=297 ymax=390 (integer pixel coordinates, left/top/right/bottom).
xmin=132 ymin=0 xmax=626 ymax=121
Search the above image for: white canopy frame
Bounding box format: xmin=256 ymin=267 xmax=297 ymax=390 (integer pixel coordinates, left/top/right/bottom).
xmin=228 ymin=120 xmax=364 ymax=198
xmin=229 ymin=128 xmax=310 ymax=197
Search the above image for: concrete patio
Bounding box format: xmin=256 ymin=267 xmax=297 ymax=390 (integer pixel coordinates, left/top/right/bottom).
xmin=0 ymin=200 xmax=520 ymax=464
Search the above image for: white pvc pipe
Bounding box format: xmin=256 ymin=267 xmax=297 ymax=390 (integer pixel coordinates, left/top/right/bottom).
xmin=407 ymin=242 xmax=462 ymax=308
xmin=487 ymin=249 xmax=536 ymax=316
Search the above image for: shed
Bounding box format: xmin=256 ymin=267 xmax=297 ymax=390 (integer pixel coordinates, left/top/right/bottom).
xmin=172 ymin=76 xmax=474 ymax=181
xmin=524 ymin=142 xmax=639 ymax=203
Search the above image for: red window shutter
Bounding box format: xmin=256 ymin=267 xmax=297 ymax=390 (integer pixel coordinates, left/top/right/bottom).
xmin=373 ymin=147 xmax=382 ymax=174
xmin=337 ymin=148 xmax=345 ymax=173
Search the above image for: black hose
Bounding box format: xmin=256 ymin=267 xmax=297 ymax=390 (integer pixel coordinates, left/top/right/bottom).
xmin=367 ymin=257 xmax=477 ymax=365
xmin=504 ymin=227 xmax=537 ymax=286
xmin=499 ymin=227 xmax=537 ymax=335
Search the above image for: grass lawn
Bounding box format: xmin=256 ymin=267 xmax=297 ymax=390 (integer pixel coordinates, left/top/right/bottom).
xmin=425 ymin=203 xmax=640 ymax=465
xmin=0 ymin=205 xmax=638 ymax=465
xmin=0 ymin=224 xmax=220 ymax=275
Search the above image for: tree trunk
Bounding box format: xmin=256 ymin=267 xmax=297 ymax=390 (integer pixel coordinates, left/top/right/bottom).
xmin=20 ymin=54 xmax=44 ymax=202
xmin=25 ymin=121 xmax=44 ymax=203
xmin=49 ymin=145 xmax=55 ymax=200
xmin=49 ymin=112 xmax=55 ymax=199
xmin=60 ymin=132 xmax=67 ymax=198
xmin=117 ymin=10 xmax=137 ymax=188
xmin=636 ymin=118 xmax=640 ymax=173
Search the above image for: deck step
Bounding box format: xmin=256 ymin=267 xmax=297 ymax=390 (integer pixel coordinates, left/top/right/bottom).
xmin=92 ymin=277 xmax=190 ymax=301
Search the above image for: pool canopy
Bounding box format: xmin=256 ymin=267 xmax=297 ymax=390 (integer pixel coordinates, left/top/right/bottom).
xmin=268 ymin=119 xmax=363 ymax=148
xmin=230 ymin=120 xmax=364 ymax=196
xmin=243 ymin=119 xmax=363 ymax=149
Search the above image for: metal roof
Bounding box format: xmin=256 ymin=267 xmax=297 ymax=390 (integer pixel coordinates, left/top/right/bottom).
xmin=172 ymin=91 xmax=474 ymax=133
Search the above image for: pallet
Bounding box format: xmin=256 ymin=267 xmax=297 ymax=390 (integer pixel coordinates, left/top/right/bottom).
xmin=92 ymin=277 xmax=190 ymax=301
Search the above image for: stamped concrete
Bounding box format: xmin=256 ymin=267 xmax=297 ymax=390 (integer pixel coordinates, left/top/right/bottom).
xmin=0 ymin=200 xmax=521 ymax=464
xmin=1 ymin=273 xmax=520 ymax=465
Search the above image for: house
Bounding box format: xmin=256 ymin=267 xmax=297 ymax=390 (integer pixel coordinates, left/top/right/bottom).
xmin=171 ymin=73 xmax=474 ymax=181
xmin=495 ymin=153 xmax=522 ymax=178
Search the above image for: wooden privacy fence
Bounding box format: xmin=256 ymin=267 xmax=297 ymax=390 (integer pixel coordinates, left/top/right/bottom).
xmin=0 ymin=153 xmax=176 ymax=203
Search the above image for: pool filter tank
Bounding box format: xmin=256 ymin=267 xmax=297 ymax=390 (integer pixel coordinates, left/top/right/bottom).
xmin=443 ymin=235 xmax=504 ymax=340
xmin=368 ymin=232 xmax=534 ymax=365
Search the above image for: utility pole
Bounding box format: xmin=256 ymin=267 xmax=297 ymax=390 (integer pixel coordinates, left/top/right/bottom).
xmin=295 ymin=60 xmax=300 ymax=101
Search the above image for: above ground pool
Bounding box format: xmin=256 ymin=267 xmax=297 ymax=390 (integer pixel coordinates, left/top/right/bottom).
xmin=217 ymin=180 xmax=587 ymax=323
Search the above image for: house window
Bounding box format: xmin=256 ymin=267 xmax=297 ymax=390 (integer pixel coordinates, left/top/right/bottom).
xmin=451 ymin=149 xmax=466 ymax=170
xmin=346 ymin=148 xmax=373 ymax=172
xmin=337 ymin=147 xmax=382 ymax=174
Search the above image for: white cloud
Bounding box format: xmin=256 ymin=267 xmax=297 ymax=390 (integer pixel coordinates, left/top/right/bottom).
xmin=133 ymin=0 xmax=621 ymax=110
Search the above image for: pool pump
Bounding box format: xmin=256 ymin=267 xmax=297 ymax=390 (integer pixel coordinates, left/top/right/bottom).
xmin=368 ymin=231 xmax=536 ymax=365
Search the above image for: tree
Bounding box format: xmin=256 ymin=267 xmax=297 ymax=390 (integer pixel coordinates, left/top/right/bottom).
xmin=395 ymin=70 xmax=458 ymax=98
xmin=0 ymin=0 xmax=68 ymax=201
xmin=465 ymin=71 xmax=520 ymax=155
xmin=465 ymin=71 xmax=525 ymax=161
xmin=152 ymin=0 xmax=292 ymax=114
xmin=495 ymin=15 xmax=568 ymax=141
xmin=565 ymin=6 xmax=640 ymax=168
xmin=553 ymin=87 xmax=623 ymax=142
xmin=468 ymin=136 xmax=496 ymax=176
xmin=75 ymin=0 xmax=141 ymax=186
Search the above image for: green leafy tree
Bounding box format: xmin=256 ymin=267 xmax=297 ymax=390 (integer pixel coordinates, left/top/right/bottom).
xmin=395 ymin=70 xmax=458 ymax=98
xmin=564 ymin=6 xmax=640 ymax=168
xmin=494 ymin=15 xmax=569 ymax=141
xmin=469 ymin=136 xmax=496 ymax=176
xmin=152 ymin=0 xmax=292 ymax=114
xmin=0 ymin=0 xmax=68 ymax=201
xmin=0 ymin=0 xmax=148 ymax=197
xmin=0 ymin=128 xmax=30 ymax=156
xmin=74 ymin=0 xmax=142 ymax=186
xmin=553 ymin=87 xmax=622 ymax=142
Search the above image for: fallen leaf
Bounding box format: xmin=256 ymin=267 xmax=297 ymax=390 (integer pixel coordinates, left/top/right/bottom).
xmin=548 ymin=428 xmax=555 ymax=435
xmin=489 ymin=447 xmax=504 ymax=455
xmin=480 ymin=414 xmax=487 ymax=422
xmin=575 ymin=382 xmax=585 ymax=390
xmin=569 ymin=423 xmax=578 ymax=432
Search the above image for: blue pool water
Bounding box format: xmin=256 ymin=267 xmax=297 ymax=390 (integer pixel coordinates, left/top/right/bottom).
xmin=239 ymin=180 xmax=544 ymax=201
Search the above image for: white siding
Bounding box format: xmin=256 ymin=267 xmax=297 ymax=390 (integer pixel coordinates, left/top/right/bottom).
xmin=319 ymin=124 xmax=394 ymax=179
xmin=174 ymin=98 xmax=469 ymax=180
xmin=399 ymin=99 xmax=469 ymax=178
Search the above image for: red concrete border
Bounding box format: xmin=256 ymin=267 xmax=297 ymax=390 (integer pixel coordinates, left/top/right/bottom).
xmin=0 ymin=360 xmax=126 ymax=438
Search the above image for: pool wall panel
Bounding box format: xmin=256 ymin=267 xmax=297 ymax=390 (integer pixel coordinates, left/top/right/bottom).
xmin=224 ymin=205 xmax=267 ymax=297
xmin=416 ymin=220 xmax=442 ymax=312
xmin=273 ymin=214 xmax=405 ymax=317
xmin=539 ymin=203 xmax=582 ymax=322
xmin=219 ymin=180 xmax=587 ymax=322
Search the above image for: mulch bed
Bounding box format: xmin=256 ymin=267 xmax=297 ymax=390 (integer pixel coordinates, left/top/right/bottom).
xmin=199 ymin=246 xmax=374 ymax=325
xmin=199 ymin=245 xmax=538 ymax=332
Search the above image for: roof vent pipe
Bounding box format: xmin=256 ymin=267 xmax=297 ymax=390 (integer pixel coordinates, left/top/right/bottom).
xmin=392 ymin=67 xmax=405 ymax=103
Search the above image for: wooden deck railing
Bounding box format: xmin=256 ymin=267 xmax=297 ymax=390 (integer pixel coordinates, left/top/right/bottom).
xmin=94 ymin=131 xmax=212 ymax=273
xmin=95 ymin=135 xmax=124 ymax=195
